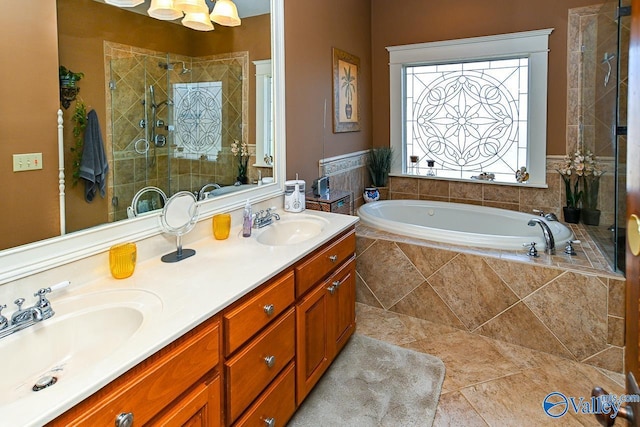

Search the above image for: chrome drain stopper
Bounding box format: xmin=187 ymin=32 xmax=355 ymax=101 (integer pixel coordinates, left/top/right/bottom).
xmin=32 ymin=375 xmax=57 ymax=391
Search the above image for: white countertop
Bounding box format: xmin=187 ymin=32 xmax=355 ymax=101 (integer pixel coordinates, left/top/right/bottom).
xmin=1 ymin=209 xmax=358 ymax=427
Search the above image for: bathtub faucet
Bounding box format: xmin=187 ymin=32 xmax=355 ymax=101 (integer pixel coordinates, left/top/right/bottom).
xmin=527 ymin=218 xmax=555 ymax=255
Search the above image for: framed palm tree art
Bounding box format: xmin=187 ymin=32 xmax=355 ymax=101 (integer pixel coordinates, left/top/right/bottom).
xmin=332 ymin=47 xmax=360 ymax=132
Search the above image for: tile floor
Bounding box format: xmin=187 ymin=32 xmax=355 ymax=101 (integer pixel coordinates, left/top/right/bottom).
xmin=355 ymin=303 xmax=628 ymax=426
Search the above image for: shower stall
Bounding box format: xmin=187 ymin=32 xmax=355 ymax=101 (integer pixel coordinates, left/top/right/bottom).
xmin=576 ymin=0 xmax=630 ymax=272
xmin=105 ymin=43 xmax=247 ymax=221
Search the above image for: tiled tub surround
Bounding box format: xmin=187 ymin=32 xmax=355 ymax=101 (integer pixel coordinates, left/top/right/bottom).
xmin=355 ymin=224 xmax=625 ymax=373
xmin=388 ymin=156 xmax=616 ymax=227
xmin=318 ymin=150 xmax=370 ymax=209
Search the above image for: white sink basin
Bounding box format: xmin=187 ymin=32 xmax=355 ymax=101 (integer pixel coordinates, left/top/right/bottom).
xmin=256 ymin=215 xmax=329 ymax=246
xmin=1 ymin=288 xmax=162 ymax=404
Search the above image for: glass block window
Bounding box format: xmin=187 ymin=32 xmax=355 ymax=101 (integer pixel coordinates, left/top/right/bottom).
xmin=388 ymin=29 xmax=552 ymax=186
xmin=405 ymin=58 xmax=529 ymax=182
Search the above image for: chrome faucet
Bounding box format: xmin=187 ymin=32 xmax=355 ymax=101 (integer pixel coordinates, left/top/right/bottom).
xmin=197 ymin=183 xmax=221 ymax=201
xmin=0 ymin=281 xmax=69 ymax=340
xmin=533 ymin=209 xmax=558 ymax=222
xmin=528 ymin=218 xmax=555 ymax=255
xmin=253 ymin=207 xmax=280 ymax=229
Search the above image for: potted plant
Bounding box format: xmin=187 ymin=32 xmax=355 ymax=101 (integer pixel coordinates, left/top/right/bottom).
xmin=69 ymin=99 xmax=88 ymax=186
xmin=365 ymin=147 xmax=392 ymax=203
xmin=59 ymin=66 xmax=84 ymax=88
xmin=557 ymin=149 xmax=583 ymax=224
xmin=59 ymin=66 xmax=84 ymax=109
xmin=231 ymin=139 xmax=250 ymax=184
xmin=581 ymin=149 xmax=604 ymax=226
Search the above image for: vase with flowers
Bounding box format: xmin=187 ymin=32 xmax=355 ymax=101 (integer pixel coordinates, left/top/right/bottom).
xmin=231 ymin=140 xmax=249 ymax=185
xmin=557 ymin=149 xmax=584 ymax=223
xmin=581 ymin=149 xmax=604 ymax=226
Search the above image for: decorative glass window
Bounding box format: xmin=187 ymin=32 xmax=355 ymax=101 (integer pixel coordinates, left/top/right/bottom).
xmin=173 ymin=81 xmax=223 ymax=160
xmin=388 ymin=29 xmax=552 ymax=186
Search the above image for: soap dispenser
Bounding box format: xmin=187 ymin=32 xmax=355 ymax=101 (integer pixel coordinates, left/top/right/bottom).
xmin=242 ymin=200 xmax=252 ymax=237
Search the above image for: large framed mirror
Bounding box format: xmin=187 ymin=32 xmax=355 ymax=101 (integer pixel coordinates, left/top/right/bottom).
xmin=0 ymin=0 xmax=285 ymax=284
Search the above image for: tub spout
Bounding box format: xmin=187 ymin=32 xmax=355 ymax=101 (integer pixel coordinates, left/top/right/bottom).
xmin=527 ymin=218 xmax=555 ymax=255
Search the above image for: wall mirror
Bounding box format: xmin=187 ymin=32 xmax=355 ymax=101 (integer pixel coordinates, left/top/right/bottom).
xmin=0 ymin=0 xmax=285 ymax=285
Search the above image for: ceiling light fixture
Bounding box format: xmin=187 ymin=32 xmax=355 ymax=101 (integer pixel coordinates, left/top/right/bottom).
xmin=182 ymin=11 xmax=214 ymax=31
xmin=210 ymin=0 xmax=241 ymax=27
xmin=174 ymin=0 xmax=208 ymax=14
xmin=105 ymin=0 xmax=144 ymax=6
xmin=147 ymin=0 xmax=183 ymax=20
xmin=107 ymin=0 xmax=243 ymax=31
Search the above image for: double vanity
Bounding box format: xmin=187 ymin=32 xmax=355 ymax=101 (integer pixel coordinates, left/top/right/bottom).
xmin=1 ymin=207 xmax=358 ymax=426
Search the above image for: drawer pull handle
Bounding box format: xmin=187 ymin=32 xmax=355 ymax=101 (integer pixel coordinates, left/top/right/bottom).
xmin=328 ymin=254 xmax=338 ymax=262
xmin=264 ymin=355 xmax=276 ymax=368
xmin=264 ymin=304 xmax=275 ymax=316
xmin=264 ymin=417 xmax=276 ymax=427
xmin=115 ymin=412 xmax=134 ymax=427
xmin=333 ymin=280 xmax=341 ymax=289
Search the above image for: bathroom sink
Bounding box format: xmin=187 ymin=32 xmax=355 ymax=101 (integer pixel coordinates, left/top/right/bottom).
xmin=256 ymin=215 xmax=329 ymax=246
xmin=0 ymin=289 xmax=162 ymax=404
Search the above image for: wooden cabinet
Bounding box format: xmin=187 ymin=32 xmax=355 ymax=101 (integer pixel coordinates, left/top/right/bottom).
xmin=295 ymin=229 xmax=356 ymax=297
xmin=149 ymin=373 xmax=221 ymax=426
xmin=328 ymin=256 xmax=356 ymax=357
xmin=305 ymin=190 xmax=353 ymax=216
xmin=224 ymin=308 xmax=295 ymax=424
xmin=223 ymin=271 xmax=295 ymax=356
xmin=49 ymin=317 xmax=222 ymax=427
xmin=232 ymin=362 xmax=296 ymax=427
xmin=49 ymin=226 xmax=356 ymax=427
xmin=295 ymin=231 xmax=356 ymax=405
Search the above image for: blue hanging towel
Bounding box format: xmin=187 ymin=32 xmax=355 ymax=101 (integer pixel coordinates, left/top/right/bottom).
xmin=79 ymin=109 xmax=109 ymax=202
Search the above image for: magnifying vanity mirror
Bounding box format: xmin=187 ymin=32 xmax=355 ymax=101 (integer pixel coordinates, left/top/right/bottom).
xmin=160 ymin=191 xmax=199 ymax=263
xmin=127 ymin=187 xmax=167 ymax=218
xmin=0 ymin=0 xmax=285 ymax=284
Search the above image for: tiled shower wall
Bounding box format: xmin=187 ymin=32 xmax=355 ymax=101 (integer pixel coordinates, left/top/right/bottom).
xmin=104 ymin=42 xmax=260 ymax=221
xmin=355 ymin=227 xmax=625 ymax=373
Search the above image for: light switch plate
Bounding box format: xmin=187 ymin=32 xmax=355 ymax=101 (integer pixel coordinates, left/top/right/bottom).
xmin=13 ymin=153 xmax=43 ymax=172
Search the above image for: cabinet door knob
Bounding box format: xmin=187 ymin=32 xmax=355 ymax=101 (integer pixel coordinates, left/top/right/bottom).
xmin=263 ymin=304 xmax=275 ymax=316
xmin=327 ymin=284 xmax=337 ymax=295
xmin=328 ymin=254 xmax=338 ymax=262
xmin=264 ymin=355 xmax=276 ymax=368
xmin=115 ymin=412 xmax=134 ymax=427
xmin=264 ymin=417 xmax=276 ymax=427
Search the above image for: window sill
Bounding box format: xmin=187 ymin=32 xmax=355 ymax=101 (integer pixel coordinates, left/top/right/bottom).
xmin=390 ymin=173 xmax=549 ymax=189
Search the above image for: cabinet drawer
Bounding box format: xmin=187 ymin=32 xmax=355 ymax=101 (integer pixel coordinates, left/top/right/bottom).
xmin=224 ymin=271 xmax=295 ymax=356
xmin=295 ymin=229 xmax=355 ymax=297
xmin=149 ymin=372 xmax=221 ymax=426
xmin=232 ymin=362 xmax=295 ymax=427
xmin=225 ymin=308 xmax=295 ymax=424
xmin=49 ymin=319 xmax=220 ymax=426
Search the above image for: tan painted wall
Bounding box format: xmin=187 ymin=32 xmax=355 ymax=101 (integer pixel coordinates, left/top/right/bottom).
xmin=284 ymin=0 xmax=373 ymax=184
xmin=0 ymin=0 xmax=60 ymax=250
xmin=370 ymin=0 xmax=603 ymax=155
xmin=2 ymin=0 xmax=604 ymax=251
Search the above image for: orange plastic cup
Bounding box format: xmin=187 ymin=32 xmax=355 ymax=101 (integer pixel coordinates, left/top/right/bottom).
xmin=213 ymin=213 xmax=231 ymax=240
xmin=109 ymin=243 xmax=137 ymax=279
